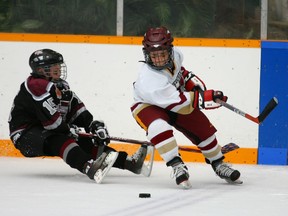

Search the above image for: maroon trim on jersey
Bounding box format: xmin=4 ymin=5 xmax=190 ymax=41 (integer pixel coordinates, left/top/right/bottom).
xmin=59 ymin=138 xmax=76 ymax=159
xmin=10 ymin=124 xmax=28 ymax=136
xmin=150 ymin=130 xmax=173 ymax=145
xmin=26 ymin=76 xmax=51 ymax=97
xmin=42 ymin=112 xmax=61 ymax=128
xmin=130 ymin=102 xmax=142 ymax=112
xmin=165 ymin=92 xmax=187 ymax=111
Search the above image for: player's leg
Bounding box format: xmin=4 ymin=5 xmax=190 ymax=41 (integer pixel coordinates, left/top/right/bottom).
xmin=175 ymin=109 xmax=241 ymax=183
xmin=131 ymin=103 xmax=191 ymax=189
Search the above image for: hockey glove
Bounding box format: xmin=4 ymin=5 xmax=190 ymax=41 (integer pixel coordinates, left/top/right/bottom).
xmin=57 ymin=89 xmax=73 ymax=118
xmin=196 ymin=89 xmax=228 ymax=110
xmin=69 ymin=125 xmax=80 ymax=140
xmin=181 ymin=67 xmax=206 ymax=92
xmin=61 ymin=89 xmax=73 ymax=101
xmin=55 ymin=79 xmax=70 ymax=90
xmin=89 ymin=120 xmax=110 ymax=146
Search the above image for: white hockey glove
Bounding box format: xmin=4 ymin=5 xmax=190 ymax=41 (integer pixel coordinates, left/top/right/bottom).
xmin=181 ymin=67 xmax=206 ymax=92
xmin=89 ymin=120 xmax=110 ymax=146
xmin=195 ymin=89 xmax=228 ymax=110
xmin=69 ymin=125 xmax=81 ymax=140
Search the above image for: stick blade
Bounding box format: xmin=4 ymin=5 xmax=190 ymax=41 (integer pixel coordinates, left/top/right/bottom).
xmin=221 ymin=143 xmax=239 ymax=154
xmin=179 ymin=143 xmax=239 ymax=155
xmin=258 ymin=97 xmax=278 ymax=123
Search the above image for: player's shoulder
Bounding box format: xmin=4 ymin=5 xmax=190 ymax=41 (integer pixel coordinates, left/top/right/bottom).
xmin=25 ymin=76 xmax=54 ymax=97
xmin=173 ymin=47 xmax=183 ymax=63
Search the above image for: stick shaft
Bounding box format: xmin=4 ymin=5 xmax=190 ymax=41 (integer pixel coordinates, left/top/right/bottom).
xmin=78 ymin=132 xmax=239 ymax=154
xmin=216 ymin=99 xmax=259 ymax=123
xmin=216 ymin=97 xmax=278 ymax=124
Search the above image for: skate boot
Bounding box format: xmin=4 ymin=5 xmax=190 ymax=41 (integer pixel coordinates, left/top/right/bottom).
xmin=125 ymin=145 xmax=148 ymax=174
xmin=212 ymin=160 xmax=242 ymax=184
xmin=167 ymin=156 xmax=192 ymax=189
xmin=83 ymin=151 xmax=118 ymax=183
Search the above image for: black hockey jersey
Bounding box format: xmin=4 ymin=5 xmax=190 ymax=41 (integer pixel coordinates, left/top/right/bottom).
xmin=8 ymin=76 xmax=93 ymax=141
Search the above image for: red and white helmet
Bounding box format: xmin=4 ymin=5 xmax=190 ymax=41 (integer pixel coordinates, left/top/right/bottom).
xmin=142 ymin=26 xmax=174 ymax=70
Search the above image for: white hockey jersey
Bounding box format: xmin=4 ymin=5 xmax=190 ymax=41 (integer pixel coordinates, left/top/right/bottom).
xmin=133 ymin=48 xmax=196 ymax=115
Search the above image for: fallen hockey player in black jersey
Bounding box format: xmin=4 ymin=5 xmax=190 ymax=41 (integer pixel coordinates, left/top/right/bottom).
xmin=8 ymin=48 xmax=151 ymax=183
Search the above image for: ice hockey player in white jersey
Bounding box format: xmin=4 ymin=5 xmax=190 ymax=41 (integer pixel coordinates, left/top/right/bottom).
xmin=131 ymin=26 xmax=241 ymax=189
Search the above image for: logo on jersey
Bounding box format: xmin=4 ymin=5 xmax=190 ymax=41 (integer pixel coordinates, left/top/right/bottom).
xmin=172 ymin=70 xmax=182 ymax=89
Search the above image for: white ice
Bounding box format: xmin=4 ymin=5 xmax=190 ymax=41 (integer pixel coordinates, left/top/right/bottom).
xmin=0 ymin=157 xmax=287 ymax=216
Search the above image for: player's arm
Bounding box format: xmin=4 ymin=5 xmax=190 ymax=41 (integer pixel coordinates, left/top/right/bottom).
xmin=180 ymin=66 xmax=206 ymax=92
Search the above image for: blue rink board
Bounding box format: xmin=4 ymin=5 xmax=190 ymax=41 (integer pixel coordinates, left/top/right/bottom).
xmin=258 ymin=41 xmax=288 ymax=165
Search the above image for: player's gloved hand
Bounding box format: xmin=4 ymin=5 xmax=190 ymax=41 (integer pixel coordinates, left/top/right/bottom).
xmin=69 ymin=125 xmax=80 ymax=140
xmin=181 ymin=67 xmax=206 ymax=91
xmin=195 ymin=89 xmax=228 ymax=110
xmin=57 ymin=89 xmax=73 ymax=117
xmin=61 ymin=89 xmax=73 ymax=101
xmin=89 ymin=120 xmax=110 ymax=146
xmin=55 ymin=79 xmax=70 ymax=90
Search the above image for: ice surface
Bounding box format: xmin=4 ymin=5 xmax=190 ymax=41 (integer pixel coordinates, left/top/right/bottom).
xmin=0 ymin=157 xmax=287 ymax=216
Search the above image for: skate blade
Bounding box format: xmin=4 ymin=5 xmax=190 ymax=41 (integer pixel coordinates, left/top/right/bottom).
xmin=94 ymin=151 xmax=119 ymax=184
xmin=225 ymin=178 xmax=243 ymax=184
xmin=179 ymin=180 xmax=192 ymax=189
xmin=141 ymin=145 xmax=155 ymax=177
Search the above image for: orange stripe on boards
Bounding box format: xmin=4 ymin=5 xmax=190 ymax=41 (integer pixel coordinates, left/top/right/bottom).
xmin=0 ymin=33 xmax=142 ymax=44
xmin=0 ymin=140 xmax=22 ymax=157
xmin=174 ymin=38 xmax=260 ymax=47
xmin=0 ymin=140 xmax=257 ymax=164
xmin=179 ymin=147 xmax=257 ymax=164
xmin=0 ymin=33 xmax=260 ymax=47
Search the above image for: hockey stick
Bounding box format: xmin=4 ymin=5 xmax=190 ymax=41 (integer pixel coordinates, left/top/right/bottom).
xmin=78 ymin=132 xmax=239 ymax=155
xmin=179 ymin=143 xmax=239 ymax=155
xmin=78 ymin=131 xmax=154 ymax=177
xmin=216 ymin=97 xmax=278 ymax=124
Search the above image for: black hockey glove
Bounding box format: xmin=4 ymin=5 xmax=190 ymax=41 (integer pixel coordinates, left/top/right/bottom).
xmin=57 ymin=89 xmax=73 ymax=118
xmin=89 ymin=120 xmax=110 ymax=146
xmin=61 ymin=89 xmax=73 ymax=101
xmin=55 ymin=79 xmax=70 ymax=90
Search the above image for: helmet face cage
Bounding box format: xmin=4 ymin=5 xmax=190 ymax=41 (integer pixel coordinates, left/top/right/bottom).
xmin=41 ymin=62 xmax=67 ymax=81
xmin=142 ymin=27 xmax=174 ymax=70
xmin=29 ymin=49 xmax=67 ymax=80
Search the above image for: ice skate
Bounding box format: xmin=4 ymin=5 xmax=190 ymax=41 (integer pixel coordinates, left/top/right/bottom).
xmin=83 ymin=151 xmax=118 ymax=183
xmin=125 ymin=145 xmax=154 ymax=177
xmin=125 ymin=145 xmax=148 ymax=174
xmin=167 ymin=156 xmax=192 ymax=189
xmin=212 ymin=161 xmax=242 ymax=184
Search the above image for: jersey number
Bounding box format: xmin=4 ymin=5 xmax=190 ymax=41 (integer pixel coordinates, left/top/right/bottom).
xmin=43 ymin=97 xmax=57 ymax=115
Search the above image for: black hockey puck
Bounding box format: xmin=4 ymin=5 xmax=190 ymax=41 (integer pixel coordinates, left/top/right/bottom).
xmin=139 ymin=193 xmax=151 ymax=198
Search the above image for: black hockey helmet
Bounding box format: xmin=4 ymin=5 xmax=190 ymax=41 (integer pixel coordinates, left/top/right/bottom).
xmin=29 ymin=49 xmax=67 ymax=80
xmin=142 ymin=26 xmax=174 ymax=70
